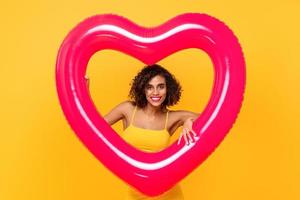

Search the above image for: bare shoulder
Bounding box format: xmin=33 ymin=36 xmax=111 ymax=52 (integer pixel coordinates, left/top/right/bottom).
xmin=104 ymin=100 xmax=135 ymax=126
xmin=118 ymin=100 xmax=134 ymax=108
xmin=115 ymin=100 xmax=135 ymax=115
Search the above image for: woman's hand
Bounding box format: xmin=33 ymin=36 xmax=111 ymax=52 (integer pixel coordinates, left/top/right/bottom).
xmin=85 ymin=75 xmax=90 ymax=88
xmin=177 ymin=117 xmax=198 ymax=146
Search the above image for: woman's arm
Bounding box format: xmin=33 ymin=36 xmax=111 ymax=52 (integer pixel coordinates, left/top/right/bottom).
xmin=85 ymin=75 xmax=90 ymax=88
xmin=103 ymin=101 xmax=132 ymax=126
xmin=169 ymin=110 xmax=199 ymax=135
xmin=84 ymin=75 xmax=129 ymax=126
xmin=177 ymin=110 xmax=199 ymax=126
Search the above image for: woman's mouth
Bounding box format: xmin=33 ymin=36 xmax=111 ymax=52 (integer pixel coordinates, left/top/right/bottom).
xmin=150 ymin=96 xmax=161 ymax=102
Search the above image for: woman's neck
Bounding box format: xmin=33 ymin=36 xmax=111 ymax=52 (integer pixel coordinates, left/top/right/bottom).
xmin=142 ymin=103 xmax=165 ymax=116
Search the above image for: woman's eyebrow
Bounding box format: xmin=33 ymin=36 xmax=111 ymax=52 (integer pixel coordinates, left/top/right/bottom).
xmin=146 ymin=83 xmax=165 ymax=87
xmin=145 ymin=84 xmax=154 ymax=89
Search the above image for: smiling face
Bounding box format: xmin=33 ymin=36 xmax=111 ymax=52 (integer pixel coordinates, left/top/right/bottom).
xmin=129 ymin=64 xmax=182 ymax=109
xmin=144 ymin=75 xmax=167 ymax=108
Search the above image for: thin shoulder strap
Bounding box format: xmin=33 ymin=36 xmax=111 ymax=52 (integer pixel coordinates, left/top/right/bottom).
xmin=129 ymin=105 xmax=137 ymax=125
xmin=164 ymin=110 xmax=169 ymax=130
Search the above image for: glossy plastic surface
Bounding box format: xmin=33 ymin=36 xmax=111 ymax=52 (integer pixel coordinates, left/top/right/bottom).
xmin=56 ymin=13 xmax=246 ymax=196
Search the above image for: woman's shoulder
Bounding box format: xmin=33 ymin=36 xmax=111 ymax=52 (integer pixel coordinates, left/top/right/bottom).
xmin=116 ymin=100 xmax=135 ymax=113
xmin=118 ymin=100 xmax=135 ymax=107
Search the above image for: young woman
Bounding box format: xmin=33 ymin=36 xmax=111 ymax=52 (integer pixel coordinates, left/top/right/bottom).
xmin=86 ymin=64 xmax=199 ymax=200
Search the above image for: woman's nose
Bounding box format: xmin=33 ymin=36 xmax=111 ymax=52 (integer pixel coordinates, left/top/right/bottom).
xmin=153 ymin=88 xmax=159 ymax=95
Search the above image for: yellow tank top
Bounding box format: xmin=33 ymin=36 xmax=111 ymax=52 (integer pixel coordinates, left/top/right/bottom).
xmin=122 ymin=106 xmax=184 ymax=200
xmin=122 ymin=105 xmax=170 ymax=152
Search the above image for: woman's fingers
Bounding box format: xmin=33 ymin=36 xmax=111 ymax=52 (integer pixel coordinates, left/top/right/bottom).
xmin=177 ymin=129 xmax=187 ymax=145
xmin=191 ymin=129 xmax=199 ymax=140
xmin=177 ymin=128 xmax=198 ymax=146
xmin=177 ymin=131 xmax=183 ymax=145
xmin=185 ymin=128 xmax=194 ymax=144
xmin=191 ymin=129 xmax=197 ymax=137
xmin=183 ymin=129 xmax=189 ymax=145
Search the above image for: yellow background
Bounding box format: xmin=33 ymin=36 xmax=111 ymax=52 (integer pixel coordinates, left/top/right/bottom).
xmin=1 ymin=1 xmax=299 ymax=199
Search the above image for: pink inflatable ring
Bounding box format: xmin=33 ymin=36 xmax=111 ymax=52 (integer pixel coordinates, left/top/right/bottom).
xmin=56 ymin=13 xmax=246 ymax=196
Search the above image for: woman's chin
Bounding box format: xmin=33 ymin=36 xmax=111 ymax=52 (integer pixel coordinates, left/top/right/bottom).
xmin=148 ymin=102 xmax=162 ymax=108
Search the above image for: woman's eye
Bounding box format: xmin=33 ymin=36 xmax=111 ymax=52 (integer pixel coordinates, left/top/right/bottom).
xmin=159 ymin=85 xmax=165 ymax=89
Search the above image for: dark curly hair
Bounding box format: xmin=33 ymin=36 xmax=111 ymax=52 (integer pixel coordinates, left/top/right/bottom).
xmin=129 ymin=64 xmax=182 ymax=109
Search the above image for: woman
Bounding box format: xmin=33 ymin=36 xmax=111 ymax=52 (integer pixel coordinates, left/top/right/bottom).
xmin=86 ymin=64 xmax=198 ymax=199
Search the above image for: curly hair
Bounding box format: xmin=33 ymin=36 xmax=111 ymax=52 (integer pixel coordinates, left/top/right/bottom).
xmin=129 ymin=64 xmax=182 ymax=109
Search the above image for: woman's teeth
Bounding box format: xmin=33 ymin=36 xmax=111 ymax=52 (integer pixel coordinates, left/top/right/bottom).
xmin=151 ymin=97 xmax=161 ymax=102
